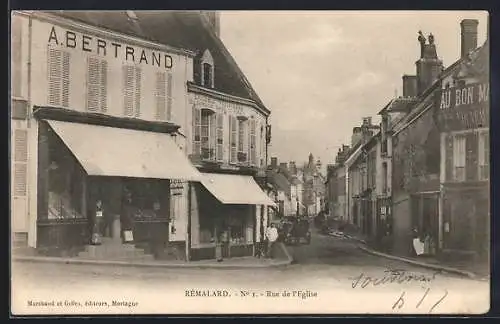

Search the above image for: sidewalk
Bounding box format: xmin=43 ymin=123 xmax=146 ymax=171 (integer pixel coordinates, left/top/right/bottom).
xmin=321 ymin=223 xmax=489 ymax=280
xmin=12 ymin=242 xmax=293 ymax=270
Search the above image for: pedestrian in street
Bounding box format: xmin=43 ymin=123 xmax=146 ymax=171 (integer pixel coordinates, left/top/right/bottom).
xmin=266 ymin=223 xmax=279 ymax=258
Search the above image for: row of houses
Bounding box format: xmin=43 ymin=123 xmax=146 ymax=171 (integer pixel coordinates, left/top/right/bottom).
xmin=10 ymin=10 xmax=276 ymax=262
xmin=326 ymin=19 xmax=489 ymax=260
xmin=266 ymin=154 xmax=326 ymax=220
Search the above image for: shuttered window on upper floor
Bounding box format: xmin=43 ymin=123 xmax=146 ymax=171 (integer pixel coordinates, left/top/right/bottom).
xmin=155 ymin=71 xmax=173 ymax=121
xmin=47 ymin=46 xmax=70 ymax=107
xmin=123 ymin=65 xmax=142 ymax=117
xmin=192 ymin=105 xmax=202 ymax=156
xmin=249 ymin=118 xmax=257 ymax=166
xmin=229 ymin=115 xmax=238 ymax=163
xmin=216 ymin=111 xmax=224 ymax=162
xmin=11 ymin=15 xmax=22 ymax=98
xmin=13 ymin=129 xmax=28 ymax=196
xmin=86 ymin=57 xmax=108 ymax=113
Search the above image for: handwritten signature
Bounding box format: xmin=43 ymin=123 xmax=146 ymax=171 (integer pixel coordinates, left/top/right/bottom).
xmin=351 ymin=269 xmax=441 ymax=289
xmin=392 ymin=288 xmax=449 ymax=313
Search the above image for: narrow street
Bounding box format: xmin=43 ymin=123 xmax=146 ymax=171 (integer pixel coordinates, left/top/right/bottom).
xmin=11 ymin=228 xmax=489 ymax=315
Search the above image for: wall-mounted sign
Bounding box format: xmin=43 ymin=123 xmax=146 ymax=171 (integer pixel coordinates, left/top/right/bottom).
xmin=437 ymin=82 xmax=489 ymax=131
xmin=438 ymin=82 xmax=489 ymax=110
xmin=48 ymin=25 xmax=173 ymax=69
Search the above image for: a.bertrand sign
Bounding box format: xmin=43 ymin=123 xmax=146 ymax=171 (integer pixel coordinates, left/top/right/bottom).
xmin=48 ymin=25 xmax=173 ymax=69
xmin=436 ymin=82 xmax=489 ymax=130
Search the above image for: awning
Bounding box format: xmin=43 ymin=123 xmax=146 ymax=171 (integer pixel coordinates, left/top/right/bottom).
xmin=46 ymin=119 xmax=201 ymax=181
xmin=200 ymin=173 xmax=276 ymax=206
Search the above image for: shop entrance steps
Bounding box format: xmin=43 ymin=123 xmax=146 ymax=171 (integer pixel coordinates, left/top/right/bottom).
xmin=77 ymin=237 xmax=155 ymax=262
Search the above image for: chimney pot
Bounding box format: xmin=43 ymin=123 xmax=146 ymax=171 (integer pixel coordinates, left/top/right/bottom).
xmin=461 ymin=19 xmax=479 ymax=58
xmin=402 ymin=75 xmax=418 ymax=97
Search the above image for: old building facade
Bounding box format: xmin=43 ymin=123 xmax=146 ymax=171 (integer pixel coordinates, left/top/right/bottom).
xmin=10 ymin=10 xmax=273 ymax=261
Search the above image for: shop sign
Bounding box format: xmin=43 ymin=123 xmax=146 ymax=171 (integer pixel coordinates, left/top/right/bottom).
xmin=170 ymin=180 xmax=184 ymax=196
xmin=47 ymin=25 xmax=173 ymax=69
xmin=437 ymin=82 xmax=489 ymax=130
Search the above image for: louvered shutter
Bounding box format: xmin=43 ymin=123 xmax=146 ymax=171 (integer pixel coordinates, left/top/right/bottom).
xmin=216 ymin=111 xmax=223 ymax=161
xmin=47 ymin=47 xmax=62 ymax=106
xmin=192 ymin=105 xmax=201 ymax=156
xmin=123 ymin=65 xmax=134 ymax=117
xmin=134 ymin=66 xmax=142 ymax=117
xmin=13 ymin=129 xmax=28 ymax=196
xmin=166 ymin=72 xmax=173 ymax=121
xmin=86 ymin=57 xmax=100 ymax=112
xmin=445 ymin=134 xmax=453 ymax=181
xmin=12 ymin=16 xmax=22 ymax=97
xmin=230 ymin=116 xmax=237 ymax=163
xmin=62 ymin=51 xmax=70 ymax=107
xmin=250 ymin=119 xmax=256 ymax=166
xmin=466 ymin=132 xmax=478 ymax=182
xmin=209 ymin=113 xmax=217 ymax=160
xmin=100 ymin=60 xmax=108 ymax=112
xmin=155 ymin=71 xmax=166 ymax=120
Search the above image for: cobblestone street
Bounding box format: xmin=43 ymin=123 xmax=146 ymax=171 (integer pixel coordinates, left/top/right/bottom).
xmin=12 ymin=229 xmax=489 ymax=315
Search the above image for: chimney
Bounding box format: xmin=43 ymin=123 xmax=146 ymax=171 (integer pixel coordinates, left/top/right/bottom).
xmin=416 ymin=31 xmax=443 ymax=95
xmin=362 ymin=117 xmax=372 ymax=126
xmin=279 ymin=162 xmax=288 ymax=172
xmin=289 ymin=161 xmax=297 ymax=175
xmin=270 ymin=157 xmax=278 ymax=169
xmin=461 ymin=19 xmax=479 ymax=58
xmin=402 ymin=75 xmax=418 ymax=97
xmin=201 ymin=11 xmax=221 ymax=37
xmin=351 ymin=127 xmax=362 ymax=147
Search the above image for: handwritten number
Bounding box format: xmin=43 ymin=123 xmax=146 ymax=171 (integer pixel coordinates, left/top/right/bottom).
xmin=392 ymin=292 xmax=405 ymax=310
xmin=416 ymin=288 xmax=430 ymax=308
xmin=429 ymin=290 xmax=448 ymax=313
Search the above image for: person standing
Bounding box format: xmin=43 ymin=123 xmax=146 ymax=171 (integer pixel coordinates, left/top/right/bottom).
xmin=265 ymin=223 xmax=279 ymax=258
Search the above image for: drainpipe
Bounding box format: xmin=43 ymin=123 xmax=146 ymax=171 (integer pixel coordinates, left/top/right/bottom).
xmin=27 ymin=14 xmax=35 ymax=248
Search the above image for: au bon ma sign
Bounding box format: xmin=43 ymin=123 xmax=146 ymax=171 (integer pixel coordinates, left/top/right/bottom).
xmin=437 ymin=82 xmax=489 ymax=130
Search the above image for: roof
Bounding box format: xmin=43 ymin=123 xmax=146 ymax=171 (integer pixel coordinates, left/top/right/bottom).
xmin=392 ymin=40 xmax=488 ymax=135
xmin=378 ymin=97 xmax=418 ymax=115
xmin=267 ymin=169 xmax=292 ymax=197
xmin=40 ymin=10 xmax=268 ymax=114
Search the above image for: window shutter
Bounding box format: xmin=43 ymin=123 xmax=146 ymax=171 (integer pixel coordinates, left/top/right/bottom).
xmin=192 ymin=105 xmax=201 ymax=156
xmin=86 ymin=57 xmax=100 ymax=112
xmin=14 ymin=163 xmax=27 ymax=196
xmin=230 ymin=116 xmax=237 ymax=163
xmin=466 ymin=132 xmax=478 ymax=182
xmin=14 ymin=129 xmax=28 ymax=162
xmin=123 ymin=65 xmax=134 ymax=117
xmin=12 ymin=16 xmax=22 ymax=97
xmin=100 ymin=60 xmax=108 ymax=113
xmin=166 ymin=72 xmax=173 ymax=121
xmin=134 ymin=66 xmax=142 ymax=117
xmin=216 ymin=111 xmax=223 ymax=161
xmin=47 ymin=47 xmax=62 ymax=106
xmin=155 ymin=71 xmax=166 ymax=120
xmin=250 ymin=119 xmax=256 ymax=165
xmin=62 ymin=51 xmax=70 ymax=107
xmin=445 ymin=134 xmax=453 ymax=182
xmin=13 ymin=128 xmax=28 ymax=197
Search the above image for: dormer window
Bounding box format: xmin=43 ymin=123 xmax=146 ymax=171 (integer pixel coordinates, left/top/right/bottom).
xmin=200 ymin=49 xmax=214 ymax=88
xmin=203 ymin=63 xmax=213 ymax=88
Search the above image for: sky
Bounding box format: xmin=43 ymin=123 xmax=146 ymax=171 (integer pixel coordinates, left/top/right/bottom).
xmin=219 ymin=11 xmax=488 ymax=171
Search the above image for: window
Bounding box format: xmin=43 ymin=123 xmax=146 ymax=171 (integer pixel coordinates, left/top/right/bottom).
xmin=478 ymin=132 xmax=489 ymax=180
xmin=86 ymin=57 xmax=107 ymax=113
xmin=123 ymin=179 xmax=170 ymax=219
xmin=229 ymin=116 xmax=237 ymax=163
xmin=200 ymin=110 xmax=216 ymax=161
xmin=249 ymin=118 xmax=257 ymax=166
xmin=122 ymin=65 xmax=141 ymax=117
xmin=200 ymin=49 xmax=214 ymax=88
xmin=453 ymin=135 xmax=466 ymax=181
xmin=237 ymin=118 xmax=248 ymax=163
xmin=203 ymin=63 xmax=213 ymax=88
xmin=47 ymin=46 xmax=70 ymax=107
xmin=155 ymin=71 xmax=173 ymax=121
xmin=382 ymin=162 xmax=388 ymax=193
